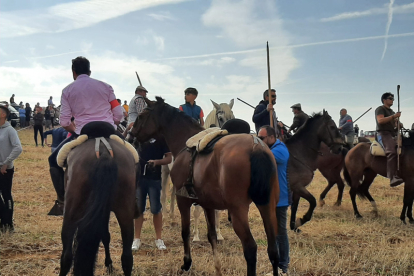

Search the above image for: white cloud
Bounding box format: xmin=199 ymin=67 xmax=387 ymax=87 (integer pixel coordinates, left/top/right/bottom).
xmin=136 ymin=36 xmax=149 ymax=46
xmin=321 ymin=2 xmax=414 ymax=22
xmin=0 ymin=48 xmax=7 ymax=56
xmin=0 ymin=0 xmax=191 ymax=38
xmin=46 ymin=45 xmax=55 ymax=49
xmin=148 ymin=11 xmax=175 ymax=21
xmin=153 ymin=35 xmax=165 ymax=51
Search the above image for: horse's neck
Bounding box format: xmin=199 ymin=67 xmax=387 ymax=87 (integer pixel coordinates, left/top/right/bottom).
xmin=161 ymin=118 xmax=203 ymax=157
xmin=287 ymin=123 xmax=321 ymax=169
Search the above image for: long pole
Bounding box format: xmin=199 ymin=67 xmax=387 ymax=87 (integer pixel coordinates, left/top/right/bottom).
xmin=353 ymin=107 xmax=372 ymax=123
xmin=237 ymin=98 xmax=255 ymax=109
xmin=397 ymin=85 xmax=401 ymax=171
xmin=267 ymin=42 xmax=273 ymax=128
xmin=135 ymin=71 xmax=142 ymax=86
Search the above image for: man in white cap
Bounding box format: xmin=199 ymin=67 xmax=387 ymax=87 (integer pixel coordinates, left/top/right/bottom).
xmin=287 ymin=103 xmax=308 ymax=133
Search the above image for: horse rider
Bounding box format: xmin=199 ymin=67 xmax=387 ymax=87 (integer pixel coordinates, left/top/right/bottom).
xmin=287 ymin=103 xmax=308 ymax=133
xmin=338 ymin=108 xmax=354 ymax=149
xmin=124 ymin=85 xmax=148 ymax=139
xmin=47 ymin=56 xmax=124 ymax=216
xmin=252 ymin=89 xmax=279 ymax=135
xmin=375 ymin=92 xmax=403 ymax=187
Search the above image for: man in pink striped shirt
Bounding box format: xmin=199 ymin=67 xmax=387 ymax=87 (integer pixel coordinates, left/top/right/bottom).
xmin=48 ymin=56 xmax=124 ymax=216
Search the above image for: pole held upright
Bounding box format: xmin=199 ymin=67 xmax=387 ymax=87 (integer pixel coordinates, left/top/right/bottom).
xmin=267 ymin=42 xmax=273 ymax=128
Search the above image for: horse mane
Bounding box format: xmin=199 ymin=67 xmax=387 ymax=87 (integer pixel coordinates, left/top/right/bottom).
xmin=285 ymin=112 xmax=325 ymax=144
xmin=154 ymin=96 xmax=204 ymax=131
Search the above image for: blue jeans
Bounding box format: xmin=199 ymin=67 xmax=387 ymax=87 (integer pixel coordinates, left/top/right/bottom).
xmin=276 ymin=206 xmax=289 ymax=272
xmin=137 ymin=178 xmax=162 ymax=215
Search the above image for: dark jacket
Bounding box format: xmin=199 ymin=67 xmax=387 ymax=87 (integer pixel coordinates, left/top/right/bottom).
xmin=290 ymin=111 xmax=309 ymax=132
xmin=33 ymin=113 xmax=44 ymax=126
xmin=253 ymin=100 xmax=276 ymax=133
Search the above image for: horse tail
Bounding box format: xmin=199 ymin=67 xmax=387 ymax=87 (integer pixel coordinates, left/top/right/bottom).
xmin=73 ymin=154 xmax=118 ymax=275
xmin=343 ymin=164 xmax=351 ymax=187
xmin=249 ymin=149 xmax=276 ymax=206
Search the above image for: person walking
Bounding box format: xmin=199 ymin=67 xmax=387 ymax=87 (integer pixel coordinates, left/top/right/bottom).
xmin=258 ymin=125 xmax=290 ymax=275
xmin=375 ymin=92 xmax=404 ymax=187
xmin=132 ymin=137 xmax=172 ymax=251
xmin=33 ymin=107 xmax=44 ymax=147
xmin=18 ymin=105 xmax=26 ymax=128
xmin=0 ymin=105 xmax=23 ymax=232
xmin=338 ymin=108 xmax=354 ymax=149
xmin=25 ymin=103 xmax=32 ymax=127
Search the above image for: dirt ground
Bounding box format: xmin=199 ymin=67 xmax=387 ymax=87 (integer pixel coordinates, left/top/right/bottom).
xmin=1 ymin=129 xmax=414 ymax=275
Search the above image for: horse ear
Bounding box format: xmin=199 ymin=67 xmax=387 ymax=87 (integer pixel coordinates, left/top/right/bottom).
xmin=229 ymin=99 xmax=234 ymax=109
xmin=211 ymin=100 xmax=221 ymax=110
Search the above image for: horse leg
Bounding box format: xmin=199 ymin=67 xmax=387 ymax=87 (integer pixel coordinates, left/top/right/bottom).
xmin=290 ymin=192 xmax=300 ymax=231
xmin=161 ymin=165 xmax=169 ymax=217
xmin=170 ymin=186 xmax=176 ymax=220
xmin=256 ymin=204 xmax=279 ymax=275
xmin=115 ymin=213 xmax=134 ymax=276
xmin=204 ymin=208 xmax=222 ymax=276
xmin=229 ymin=206 xmax=257 ymax=276
xmin=192 ymin=205 xmax=203 ymax=242
xmin=349 ymin=187 xmax=362 ymax=219
xmin=295 ymin=189 xmax=317 ymax=229
xmin=401 ymin=180 xmax=414 ymax=224
xmin=319 ymin=180 xmax=335 ymax=207
xmin=177 ymin=197 xmax=193 ymax=271
xmin=334 ymin=178 xmax=345 ymax=206
xmin=360 ymin=171 xmax=378 ymax=217
xmin=102 ymin=223 xmax=113 ymax=274
xmin=59 ymin=218 xmax=77 ymax=276
xmin=216 ymin=210 xmax=224 ymax=241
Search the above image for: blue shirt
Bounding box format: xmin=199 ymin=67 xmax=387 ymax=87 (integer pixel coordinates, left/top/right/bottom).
xmin=19 ymin=108 xmax=26 ymax=117
xmin=270 ymin=139 xmax=290 ymax=207
xmin=43 ymin=128 xmax=68 ymax=148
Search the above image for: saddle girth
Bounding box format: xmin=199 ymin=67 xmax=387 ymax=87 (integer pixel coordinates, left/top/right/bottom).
xmin=95 ymin=137 xmax=113 ymax=159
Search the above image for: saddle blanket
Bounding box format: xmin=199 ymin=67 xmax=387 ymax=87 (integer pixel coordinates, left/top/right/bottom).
xmin=370 ymin=140 xmax=401 ymax=157
xmin=186 ymin=127 xmax=228 ymax=152
xmin=57 ymin=135 xmax=139 ymax=167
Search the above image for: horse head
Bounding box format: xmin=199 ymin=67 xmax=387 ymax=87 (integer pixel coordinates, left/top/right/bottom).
xmin=211 ymin=99 xmax=235 ymax=128
xmin=131 ymin=97 xmax=164 ymax=143
xmin=317 ymin=110 xmax=343 ymax=154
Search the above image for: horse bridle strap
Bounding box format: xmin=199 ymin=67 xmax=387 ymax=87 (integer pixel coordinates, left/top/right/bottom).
xmin=95 ymin=137 xmax=114 ymax=159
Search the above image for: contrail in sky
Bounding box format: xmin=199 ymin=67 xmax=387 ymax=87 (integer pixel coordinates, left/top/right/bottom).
xmin=381 ymin=0 xmax=395 ymax=61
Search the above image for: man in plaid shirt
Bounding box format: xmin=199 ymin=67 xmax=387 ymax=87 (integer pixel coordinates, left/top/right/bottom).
xmin=126 ymin=86 xmax=148 ymax=132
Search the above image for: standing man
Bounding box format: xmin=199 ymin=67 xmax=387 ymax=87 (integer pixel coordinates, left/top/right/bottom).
xmin=338 ymin=108 xmax=354 ymax=149
xmin=258 ymin=125 xmax=290 ymax=275
xmin=18 ymin=105 xmax=26 ymax=128
xmin=0 ymin=105 xmax=23 ymax=232
xmin=123 ymin=100 xmax=129 ymax=113
xmin=47 ymin=56 xmax=124 ymax=215
xmin=287 ymin=103 xmax=308 ymax=133
xmin=25 ymin=103 xmax=32 ymax=128
xmin=48 ymin=96 xmax=54 ymax=106
xmin=132 ymin=137 xmax=172 ymax=251
xmin=252 ymin=89 xmax=278 ymax=134
xmin=375 ymin=92 xmax=403 ymax=187
xmin=126 ymin=86 xmax=148 ymax=134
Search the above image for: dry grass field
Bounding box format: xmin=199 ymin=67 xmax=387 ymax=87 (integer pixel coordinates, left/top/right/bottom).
xmin=1 ymin=129 xmax=414 ymax=276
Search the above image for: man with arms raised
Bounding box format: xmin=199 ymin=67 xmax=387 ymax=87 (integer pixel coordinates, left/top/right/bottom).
xmin=47 ymin=56 xmax=124 ymax=215
xmin=258 ymin=125 xmax=290 ymax=275
xmin=375 ymin=92 xmax=403 ymax=187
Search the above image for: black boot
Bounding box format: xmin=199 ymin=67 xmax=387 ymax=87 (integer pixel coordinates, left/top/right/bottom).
xmin=390 ymin=176 xmax=404 ymax=187
xmin=48 ymin=167 xmax=65 ymax=216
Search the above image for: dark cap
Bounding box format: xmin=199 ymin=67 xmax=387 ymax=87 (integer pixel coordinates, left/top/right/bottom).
xmin=136 ymin=86 xmax=148 ymax=93
xmin=0 ymin=105 xmax=10 ymax=116
xmin=290 ymin=103 xmax=301 ymax=109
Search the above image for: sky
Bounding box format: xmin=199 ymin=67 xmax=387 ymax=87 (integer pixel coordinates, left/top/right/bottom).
xmin=1 ymin=0 xmax=413 ymax=133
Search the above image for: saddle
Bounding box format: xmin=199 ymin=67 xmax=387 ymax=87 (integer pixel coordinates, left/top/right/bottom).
xmin=186 ymin=127 xmax=229 ymax=152
xmin=57 ymin=122 xmax=139 ymax=167
xmin=370 ymin=140 xmax=401 ymax=157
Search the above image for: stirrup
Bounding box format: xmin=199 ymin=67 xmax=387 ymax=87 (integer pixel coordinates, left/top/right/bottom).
xmin=176 ymin=185 xmax=198 ymax=199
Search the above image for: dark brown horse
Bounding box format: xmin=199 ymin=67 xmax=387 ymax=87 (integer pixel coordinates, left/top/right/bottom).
xmin=344 ymin=134 xmax=414 ymax=222
xmin=132 ymin=97 xmax=280 ymax=276
xmin=284 ymin=111 xmax=343 ymax=231
xmin=59 ymin=138 xmax=136 ymax=276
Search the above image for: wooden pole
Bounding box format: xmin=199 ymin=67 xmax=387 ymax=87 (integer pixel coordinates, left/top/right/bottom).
xmin=135 ymin=71 xmax=142 ymax=86
xmin=267 ymin=42 xmax=273 ymax=128
xmin=397 ymin=85 xmax=401 ymax=171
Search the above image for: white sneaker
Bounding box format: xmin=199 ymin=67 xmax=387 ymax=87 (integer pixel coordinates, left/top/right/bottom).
xmin=155 ymin=239 xmax=167 ymax=250
xmin=131 ymin=239 xmax=141 ymax=251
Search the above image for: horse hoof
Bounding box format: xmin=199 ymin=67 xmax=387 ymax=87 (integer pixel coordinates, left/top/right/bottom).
xmin=295 ymin=218 xmax=303 ymax=228
xmin=355 ymin=214 xmax=363 ymax=219
xmin=192 ymin=236 xmax=200 ymax=242
xmin=181 ymin=262 xmax=192 ymax=272
xmin=318 ymin=199 xmax=325 ymax=207
xmin=217 ymin=233 xmax=224 ymax=241
xmin=409 ymin=220 xmax=414 ymax=225
xmin=334 ymin=201 xmax=342 ymax=207
xmin=294 ymin=228 xmax=302 ymax=233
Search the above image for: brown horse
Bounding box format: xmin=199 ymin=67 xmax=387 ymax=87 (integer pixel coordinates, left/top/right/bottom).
xmin=59 ymin=136 xmax=136 ymax=276
xmin=131 ymin=97 xmax=280 ymax=276
xmin=344 ymin=133 xmax=414 ymax=222
xmin=318 ymin=137 xmax=370 ymax=207
xmin=284 ymin=111 xmax=343 ymax=231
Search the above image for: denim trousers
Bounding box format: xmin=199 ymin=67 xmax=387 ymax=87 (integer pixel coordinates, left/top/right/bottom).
xmin=277 ymin=206 xmax=289 ymax=272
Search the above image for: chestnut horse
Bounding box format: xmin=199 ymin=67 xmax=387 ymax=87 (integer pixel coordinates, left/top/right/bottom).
xmin=132 ymin=97 xmax=280 ymax=276
xmin=343 ymin=133 xmax=414 ymax=222
xmin=59 ymin=138 xmax=136 ymax=276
